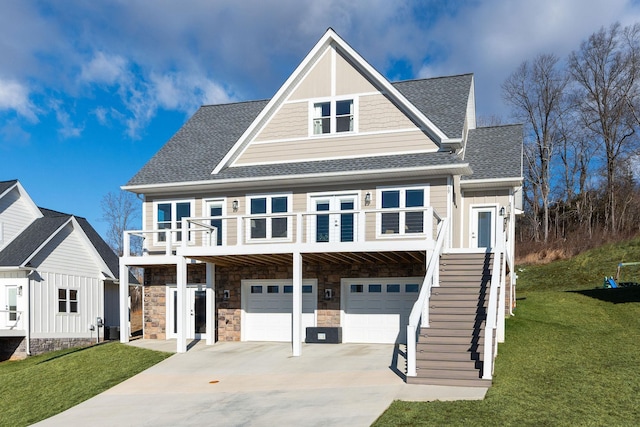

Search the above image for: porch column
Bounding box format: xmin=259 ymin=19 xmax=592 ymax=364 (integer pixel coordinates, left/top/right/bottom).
xmin=206 ymin=263 xmax=215 ymax=345
xmin=119 ymin=261 xmax=130 ymax=343
xmin=292 ymin=251 xmax=302 ymax=356
xmin=176 ymin=257 xmax=187 ymax=353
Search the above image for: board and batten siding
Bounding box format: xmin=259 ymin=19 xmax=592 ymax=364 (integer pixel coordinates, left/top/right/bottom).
xmin=0 ymin=187 xmax=39 ymax=248
xmin=30 ymin=271 xmax=104 ymax=338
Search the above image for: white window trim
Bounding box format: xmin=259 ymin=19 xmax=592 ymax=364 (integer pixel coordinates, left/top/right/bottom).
xmin=202 ymin=198 xmax=227 ymax=247
xmin=469 ymin=203 xmax=499 ymax=249
xmin=153 ymin=199 xmax=196 ymax=246
xmin=306 ymin=190 xmax=362 ymax=244
xmin=57 ymin=288 xmax=79 ymax=314
xmin=246 ymin=193 xmax=293 ymax=243
xmin=376 ymin=184 xmax=430 ymax=238
xmin=308 ymin=96 xmax=358 ymax=136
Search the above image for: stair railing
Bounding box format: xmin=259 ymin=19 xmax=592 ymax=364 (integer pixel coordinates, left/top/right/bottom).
xmin=482 ymin=234 xmax=506 ymax=380
xmin=406 ymin=216 xmax=449 ymax=377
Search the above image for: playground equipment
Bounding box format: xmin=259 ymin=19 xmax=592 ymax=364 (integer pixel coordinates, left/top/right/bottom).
xmin=604 ymin=262 xmax=640 ymax=288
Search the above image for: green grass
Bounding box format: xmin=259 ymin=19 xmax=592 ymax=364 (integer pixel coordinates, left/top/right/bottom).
xmin=0 ymin=342 xmax=171 ymax=427
xmin=374 ymin=237 xmax=640 ymax=426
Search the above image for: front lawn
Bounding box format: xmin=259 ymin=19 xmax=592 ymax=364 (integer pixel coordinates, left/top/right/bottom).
xmin=374 ymin=238 xmax=640 ymax=426
xmin=0 ymin=342 xmax=171 ymax=426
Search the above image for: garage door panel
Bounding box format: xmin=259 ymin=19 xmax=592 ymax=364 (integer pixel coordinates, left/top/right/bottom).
xmin=343 ymin=278 xmax=421 ymax=344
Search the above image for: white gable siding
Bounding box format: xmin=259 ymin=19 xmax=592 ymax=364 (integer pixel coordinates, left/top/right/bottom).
xmin=0 ymin=187 xmax=40 ymax=250
xmin=30 ymin=271 xmax=103 ymax=338
xmin=29 ymin=223 xmax=103 ymax=277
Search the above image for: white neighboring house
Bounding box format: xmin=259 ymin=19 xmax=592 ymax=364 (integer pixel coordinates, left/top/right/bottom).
xmin=0 ymin=180 xmax=121 ymax=360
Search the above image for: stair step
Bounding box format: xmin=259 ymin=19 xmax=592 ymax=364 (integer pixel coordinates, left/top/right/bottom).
xmin=415 ymin=351 xmax=481 ymax=362
xmin=415 ymin=368 xmax=483 ymax=380
xmin=419 ymin=328 xmax=485 ymax=338
xmin=417 ymin=343 xmax=484 ymax=353
xmin=416 ymin=359 xmax=480 ymax=370
xmin=429 ymin=299 xmax=483 ymax=308
xmin=429 ymin=314 xmax=478 ymax=322
xmin=407 ymin=376 xmax=491 ymax=388
xmin=419 ymin=335 xmax=478 ymax=345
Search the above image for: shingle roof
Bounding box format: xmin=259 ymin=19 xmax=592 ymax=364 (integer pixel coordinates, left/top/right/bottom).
xmin=126 ymin=75 xmax=475 ymax=187
xmin=393 ymin=74 xmax=472 ymax=139
xmin=463 ymin=125 xmax=523 ymax=181
xmin=0 ymin=207 xmax=121 ymax=279
xmin=0 ymin=180 xmax=18 ymax=195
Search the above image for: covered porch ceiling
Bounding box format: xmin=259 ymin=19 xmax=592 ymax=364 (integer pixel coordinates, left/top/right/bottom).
xmin=188 ymin=250 xmax=426 ymax=268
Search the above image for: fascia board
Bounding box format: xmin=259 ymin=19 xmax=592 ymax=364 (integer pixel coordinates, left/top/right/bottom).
xmin=461 ymin=177 xmax=523 ymax=190
xmin=123 ymin=163 xmax=472 ymax=195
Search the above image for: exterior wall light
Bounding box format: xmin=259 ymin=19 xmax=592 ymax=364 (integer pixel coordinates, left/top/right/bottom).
xmin=499 ymin=207 xmax=506 ymax=216
xmin=232 ymin=200 xmax=239 ymax=212
xmin=364 ymin=192 xmax=372 ymax=206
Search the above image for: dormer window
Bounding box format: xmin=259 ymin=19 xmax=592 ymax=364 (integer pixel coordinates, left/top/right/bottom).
xmin=312 ymin=99 xmax=354 ymax=135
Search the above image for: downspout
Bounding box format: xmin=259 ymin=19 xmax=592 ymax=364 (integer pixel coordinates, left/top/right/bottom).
xmin=25 ymin=273 xmax=31 ymax=356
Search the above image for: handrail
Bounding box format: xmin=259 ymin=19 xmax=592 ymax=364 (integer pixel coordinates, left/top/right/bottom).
xmin=482 ymin=237 xmax=505 ymax=380
xmin=406 ymin=216 xmax=449 ymax=377
xmin=0 ymin=310 xmax=23 ymax=330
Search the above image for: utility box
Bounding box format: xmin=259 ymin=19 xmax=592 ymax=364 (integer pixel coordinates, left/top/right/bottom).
xmin=105 ymin=326 xmax=120 ymax=340
xmin=305 ymin=327 xmax=342 ymax=344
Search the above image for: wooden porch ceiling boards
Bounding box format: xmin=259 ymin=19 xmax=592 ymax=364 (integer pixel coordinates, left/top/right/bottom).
xmin=190 ymin=251 xmax=425 ymax=267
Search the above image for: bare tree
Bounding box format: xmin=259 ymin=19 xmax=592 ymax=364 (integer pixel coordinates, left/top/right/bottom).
xmin=568 ymin=22 xmax=640 ymax=233
xmin=503 ymin=53 xmax=569 ymax=242
xmin=101 ymin=190 xmax=141 ymax=256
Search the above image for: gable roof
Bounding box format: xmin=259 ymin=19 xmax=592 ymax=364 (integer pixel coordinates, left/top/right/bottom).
xmin=0 ymin=206 xmax=120 ymax=280
xmin=462 ymin=124 xmax=523 ymax=182
xmin=0 ymin=179 xmax=18 ymax=196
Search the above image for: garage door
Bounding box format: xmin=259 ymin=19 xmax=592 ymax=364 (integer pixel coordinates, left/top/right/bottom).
xmin=242 ymin=280 xmax=317 ymax=342
xmin=342 ymin=278 xmax=421 ymax=344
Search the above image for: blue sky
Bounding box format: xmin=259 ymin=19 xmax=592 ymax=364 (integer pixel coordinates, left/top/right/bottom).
xmin=2 ymin=0 xmax=640 ymax=239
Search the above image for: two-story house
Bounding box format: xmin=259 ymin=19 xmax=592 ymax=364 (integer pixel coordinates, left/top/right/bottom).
xmin=0 ymin=180 xmax=121 ymax=360
xmin=119 ymin=29 xmax=522 ymax=386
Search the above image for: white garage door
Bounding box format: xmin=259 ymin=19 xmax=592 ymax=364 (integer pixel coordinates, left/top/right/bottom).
xmin=342 ymin=278 xmax=421 ymax=344
xmin=242 ymin=280 xmax=317 ymax=342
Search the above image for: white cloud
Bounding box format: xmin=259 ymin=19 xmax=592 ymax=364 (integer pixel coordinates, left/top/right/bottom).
xmin=49 ymin=99 xmax=84 ymax=139
xmin=0 ymin=78 xmax=37 ymax=121
xmin=80 ymin=52 xmax=128 ymax=85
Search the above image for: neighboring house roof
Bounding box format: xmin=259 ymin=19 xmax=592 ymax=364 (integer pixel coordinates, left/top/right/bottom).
xmin=463 ymin=125 xmax=524 ymax=181
xmin=0 ymin=206 xmax=121 ymax=280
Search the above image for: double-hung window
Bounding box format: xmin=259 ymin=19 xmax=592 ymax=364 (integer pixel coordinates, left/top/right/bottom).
xmin=58 ymin=289 xmax=78 ymax=313
xmin=379 ymin=186 xmax=429 ymax=235
xmin=154 ymin=200 xmax=194 ymax=244
xmin=248 ymin=194 xmax=291 ymax=240
xmin=312 ymin=99 xmax=354 ymax=135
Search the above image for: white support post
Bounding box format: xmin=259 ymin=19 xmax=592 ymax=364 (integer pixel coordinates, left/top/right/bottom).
xmin=119 ymin=261 xmax=130 ymax=343
xmin=296 ymin=213 xmax=302 ymax=243
xmin=497 ymin=252 xmax=506 ymax=343
xmin=292 ymin=251 xmax=302 ymax=357
xmin=206 ymin=263 xmax=215 ymax=346
xmin=406 ymin=324 xmax=416 ymax=377
xmin=237 ymin=216 xmax=243 ymax=246
xmin=176 ymin=257 xmax=187 ymax=353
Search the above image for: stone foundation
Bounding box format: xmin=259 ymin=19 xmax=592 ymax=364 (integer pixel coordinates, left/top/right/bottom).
xmin=143 ymin=261 xmax=425 ymax=342
xmin=0 ymin=337 xmax=94 ymax=361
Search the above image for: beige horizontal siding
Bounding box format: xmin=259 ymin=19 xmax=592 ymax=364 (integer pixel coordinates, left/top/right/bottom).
xmin=235 ymin=130 xmax=436 ymax=165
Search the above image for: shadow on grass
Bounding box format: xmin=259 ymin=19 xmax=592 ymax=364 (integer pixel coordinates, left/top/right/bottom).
xmin=569 ymin=287 xmax=640 ymax=304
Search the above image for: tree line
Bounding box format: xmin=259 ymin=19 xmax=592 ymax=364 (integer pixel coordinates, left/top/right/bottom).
xmin=502 ymin=22 xmax=640 ymax=252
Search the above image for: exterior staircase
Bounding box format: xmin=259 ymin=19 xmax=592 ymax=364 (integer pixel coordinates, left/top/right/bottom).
xmin=407 ymin=252 xmax=494 ymax=387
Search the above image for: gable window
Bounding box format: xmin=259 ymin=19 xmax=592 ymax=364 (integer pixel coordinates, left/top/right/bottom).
xmin=58 ymin=289 xmax=78 ymax=313
xmin=312 ymin=99 xmax=354 ymax=135
xmin=378 ymin=186 xmax=428 ymax=235
xmin=154 ymin=200 xmax=194 ymax=244
xmin=248 ymin=194 xmax=291 ymax=240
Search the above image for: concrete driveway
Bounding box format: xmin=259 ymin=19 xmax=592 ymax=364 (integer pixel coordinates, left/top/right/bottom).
xmin=34 ymin=340 xmax=487 ymax=427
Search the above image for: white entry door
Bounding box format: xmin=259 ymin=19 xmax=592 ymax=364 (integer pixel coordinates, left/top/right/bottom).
xmin=242 ymin=280 xmax=317 ymax=342
xmin=310 ymin=195 xmax=357 ymax=243
xmin=471 ymin=206 xmax=496 ymax=249
xmin=167 ymin=285 xmax=207 ymax=339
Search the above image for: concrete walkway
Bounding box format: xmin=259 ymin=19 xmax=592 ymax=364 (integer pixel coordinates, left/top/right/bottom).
xmin=34 ymin=340 xmax=487 ymax=427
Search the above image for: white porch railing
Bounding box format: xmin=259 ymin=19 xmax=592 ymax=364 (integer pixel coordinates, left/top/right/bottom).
xmin=406 ymin=217 xmax=450 ymax=377
xmin=482 ymin=238 xmax=505 ymax=380
xmin=123 ymin=206 xmax=442 ymax=258
xmin=0 ymin=310 xmax=24 ymax=332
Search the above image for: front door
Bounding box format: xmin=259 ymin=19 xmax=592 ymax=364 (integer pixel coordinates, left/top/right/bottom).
xmin=311 ymin=195 xmax=357 ymax=243
xmin=167 ymin=286 xmax=207 ymax=339
xmin=471 ymin=207 xmax=496 ymax=249
xmin=6 ymin=286 xmax=17 ymax=324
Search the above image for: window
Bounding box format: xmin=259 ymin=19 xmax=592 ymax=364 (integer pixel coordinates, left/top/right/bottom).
xmin=155 ymin=200 xmax=193 ymax=243
xmin=312 ymin=99 xmax=354 ymax=135
xmin=379 ymin=187 xmax=428 ymax=235
xmin=248 ymin=194 xmax=291 ymax=240
xmin=58 ymin=289 xmax=78 ymax=313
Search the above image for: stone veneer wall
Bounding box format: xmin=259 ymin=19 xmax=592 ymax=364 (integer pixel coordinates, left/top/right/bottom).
xmin=144 ymin=261 xmax=425 ymax=342
xmin=0 ymin=337 xmax=94 ymax=361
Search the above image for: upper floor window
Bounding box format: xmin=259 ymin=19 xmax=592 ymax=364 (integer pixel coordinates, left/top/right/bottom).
xmin=58 ymin=289 xmax=78 ymax=313
xmin=312 ymin=99 xmax=354 ymax=135
xmin=378 ymin=186 xmax=429 ymax=235
xmin=248 ymin=194 xmax=291 ymax=240
xmin=204 ymin=199 xmax=225 ymax=246
xmin=154 ymin=200 xmax=194 ymax=243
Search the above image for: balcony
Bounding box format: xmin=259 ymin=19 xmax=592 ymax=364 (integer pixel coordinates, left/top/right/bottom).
xmin=0 ymin=310 xmax=26 ymax=337
xmin=122 ymin=207 xmax=444 ymax=266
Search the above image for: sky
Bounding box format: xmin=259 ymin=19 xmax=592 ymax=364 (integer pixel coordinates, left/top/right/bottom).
xmin=2 ymin=0 xmax=640 ymax=239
